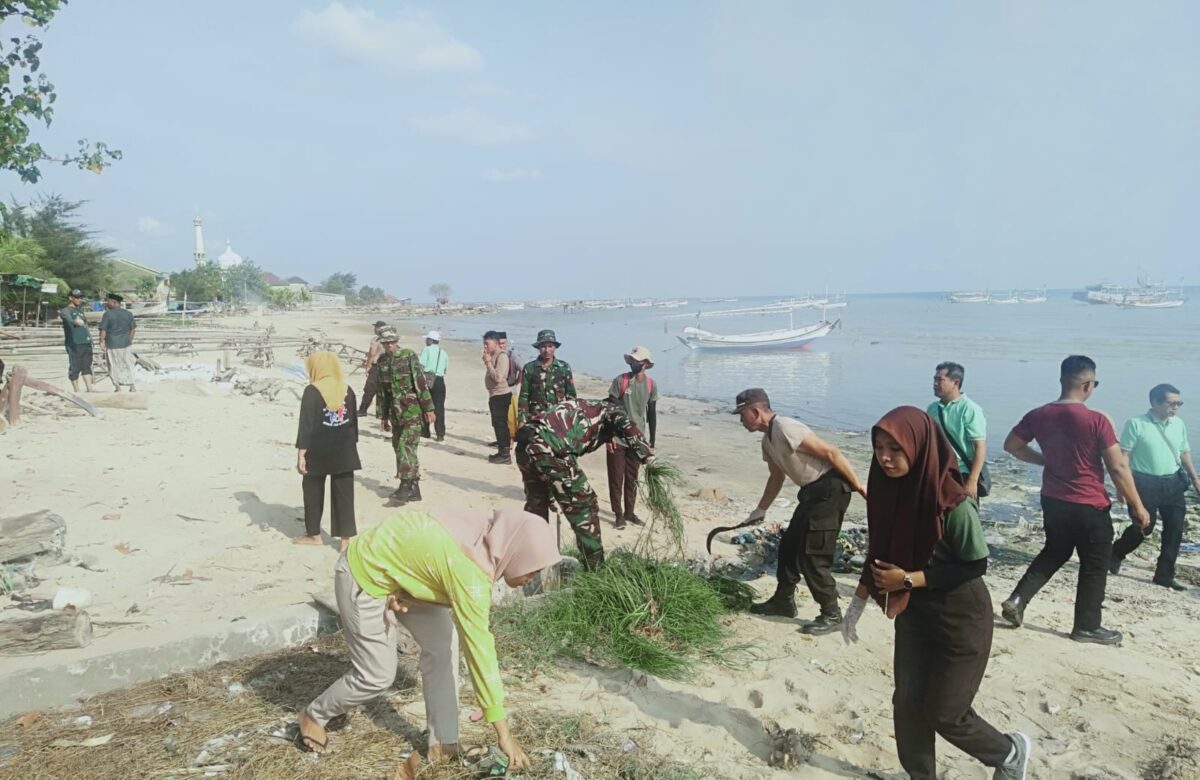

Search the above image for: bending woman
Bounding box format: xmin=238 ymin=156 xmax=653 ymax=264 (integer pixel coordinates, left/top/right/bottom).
xmin=299 ymin=507 xmax=561 ymax=775
xmin=842 ymin=406 xmax=1030 ymax=780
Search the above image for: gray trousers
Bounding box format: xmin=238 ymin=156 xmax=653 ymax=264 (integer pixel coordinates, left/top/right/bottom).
xmin=307 ymin=553 xmax=462 ymax=745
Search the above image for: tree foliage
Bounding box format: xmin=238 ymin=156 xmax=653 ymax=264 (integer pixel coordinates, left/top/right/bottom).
xmin=2 ymin=195 xmax=112 ymax=293
xmin=222 ymin=260 xmax=268 ymax=303
xmin=169 ymin=264 xmax=225 ymax=302
xmin=357 ymin=284 xmax=385 ymax=304
xmin=318 ymin=271 xmax=358 ymax=294
xmin=429 ymin=282 xmax=451 ymax=304
xmin=1 ymin=1 xmax=122 ymax=184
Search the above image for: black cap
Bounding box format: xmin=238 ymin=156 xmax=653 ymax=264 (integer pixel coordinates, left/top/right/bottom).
xmin=496 ymin=331 xmax=507 ymax=339
xmin=69 ymin=289 xmax=84 ymax=298
xmin=106 ymin=292 xmax=123 ymax=302
xmin=373 ymin=320 xmax=387 ymax=327
xmin=731 ymin=388 xmax=770 ymax=414
xmin=483 ymin=330 xmax=498 ymax=340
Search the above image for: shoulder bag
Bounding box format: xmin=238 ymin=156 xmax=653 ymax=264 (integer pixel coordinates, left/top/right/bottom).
xmin=1150 ymin=420 xmax=1192 ymax=493
xmin=937 ymin=405 xmax=991 ymax=497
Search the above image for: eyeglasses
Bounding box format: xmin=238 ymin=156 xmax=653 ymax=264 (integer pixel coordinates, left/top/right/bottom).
xmin=1084 ymin=380 xmax=1100 ymax=389
xmin=1167 ymin=400 xmax=1184 ymax=409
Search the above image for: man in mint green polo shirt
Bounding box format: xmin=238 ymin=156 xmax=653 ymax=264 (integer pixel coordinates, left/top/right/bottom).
xmin=1110 ymin=383 xmax=1199 ymax=591
xmin=928 ymin=362 xmax=988 ymax=501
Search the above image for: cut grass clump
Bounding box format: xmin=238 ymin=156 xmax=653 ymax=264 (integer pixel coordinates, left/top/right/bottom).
xmin=494 ymin=551 xmax=749 ymax=679
xmin=636 ymin=460 xmax=688 ymax=556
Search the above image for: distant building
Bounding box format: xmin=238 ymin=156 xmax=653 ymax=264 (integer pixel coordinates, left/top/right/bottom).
xmin=108 ymin=257 xmax=170 ymax=300
xmin=309 ymin=291 xmax=347 ymax=308
xmin=217 ymin=240 xmax=244 ymax=269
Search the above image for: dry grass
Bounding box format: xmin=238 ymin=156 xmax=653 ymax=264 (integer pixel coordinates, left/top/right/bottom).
xmin=0 ymin=634 xmax=698 ymax=780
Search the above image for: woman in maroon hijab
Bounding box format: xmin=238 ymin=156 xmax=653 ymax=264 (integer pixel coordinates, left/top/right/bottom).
xmin=842 ymin=406 xmax=1031 ymax=780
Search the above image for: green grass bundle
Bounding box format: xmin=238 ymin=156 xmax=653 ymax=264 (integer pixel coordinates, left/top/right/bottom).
xmin=636 ymin=460 xmax=688 ymax=556
xmin=494 ymin=552 xmax=748 ymax=679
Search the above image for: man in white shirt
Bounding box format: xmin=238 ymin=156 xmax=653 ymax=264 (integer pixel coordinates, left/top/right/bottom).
xmin=736 ymin=388 xmax=867 ymax=635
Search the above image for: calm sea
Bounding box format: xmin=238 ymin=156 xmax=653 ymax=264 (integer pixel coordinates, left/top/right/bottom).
xmin=425 ymin=290 xmax=1200 ymax=452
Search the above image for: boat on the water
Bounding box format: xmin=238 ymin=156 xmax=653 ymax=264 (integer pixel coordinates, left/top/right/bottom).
xmin=498 ymin=302 xmax=526 ymax=311
xmin=1117 ymin=296 xmax=1185 ymax=309
xmin=947 ymin=291 xmax=989 ymax=304
xmin=672 ymin=301 xmax=841 ymax=351
xmin=1019 ymin=288 xmax=1047 ymax=303
xmin=988 ymin=291 xmax=1020 ymax=305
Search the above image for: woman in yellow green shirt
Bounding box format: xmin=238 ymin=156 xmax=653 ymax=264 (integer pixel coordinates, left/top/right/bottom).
xmin=299 ymin=507 xmax=561 ymax=774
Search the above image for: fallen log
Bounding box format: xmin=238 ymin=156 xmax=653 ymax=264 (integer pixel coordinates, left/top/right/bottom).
xmin=0 ymin=609 xmax=92 ymax=653
xmin=0 ymin=510 xmax=67 ymax=564
xmin=21 ymin=376 xmax=98 ymax=418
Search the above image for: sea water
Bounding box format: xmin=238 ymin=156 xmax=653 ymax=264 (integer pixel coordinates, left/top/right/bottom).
xmin=427 ymin=290 xmax=1200 ymax=453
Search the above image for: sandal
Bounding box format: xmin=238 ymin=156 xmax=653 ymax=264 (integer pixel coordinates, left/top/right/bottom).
xmin=296 ymin=731 xmax=327 ymax=753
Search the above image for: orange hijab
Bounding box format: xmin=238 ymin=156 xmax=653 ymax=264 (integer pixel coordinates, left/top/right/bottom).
xmin=306 ymin=351 xmax=348 ymax=410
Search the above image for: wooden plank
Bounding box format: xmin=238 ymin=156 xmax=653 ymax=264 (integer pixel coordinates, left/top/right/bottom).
xmin=0 ymin=610 xmax=92 ymax=654
xmin=0 ymin=510 xmax=67 ymax=564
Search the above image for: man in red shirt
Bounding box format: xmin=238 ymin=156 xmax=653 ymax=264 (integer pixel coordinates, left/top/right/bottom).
xmin=1000 ymin=355 xmax=1149 ymax=646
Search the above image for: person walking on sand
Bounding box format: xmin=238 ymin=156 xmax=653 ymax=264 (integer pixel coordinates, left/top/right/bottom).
xmin=295 ymin=351 xmax=360 ymax=552
xmin=59 ymin=288 xmax=94 ymax=393
xmin=357 ymin=320 xmax=388 ymax=415
xmin=483 ymin=331 xmax=513 ymax=463
xmin=517 ymin=329 xmax=576 ymax=425
xmin=1000 ymin=355 xmax=1150 ymax=645
xmin=928 ymin=362 xmax=988 ymax=502
xmin=1109 ymin=383 xmax=1198 ymax=591
xmin=515 ymin=398 xmax=653 ymax=569
xmin=419 ymin=330 xmax=449 ymax=442
xmin=297 ymin=508 xmax=560 ymax=778
xmin=98 ymin=293 xmax=137 ymax=392
xmin=841 ymin=406 xmax=1031 ymax=780
xmin=377 ymin=328 xmax=436 ymax=505
xmin=736 ymin=388 xmax=866 ymax=634
xmin=606 ymin=346 xmax=658 ymax=529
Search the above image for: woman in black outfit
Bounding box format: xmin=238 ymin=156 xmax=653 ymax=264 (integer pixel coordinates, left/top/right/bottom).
xmin=842 ymin=406 xmax=1030 ymax=780
xmin=295 ymin=351 xmax=361 ymax=552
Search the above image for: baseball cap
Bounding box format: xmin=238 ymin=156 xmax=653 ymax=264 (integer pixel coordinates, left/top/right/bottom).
xmin=426 ymin=330 xmax=441 ymax=341
xmin=731 ymin=388 xmax=770 ymax=414
xmin=69 ymin=289 xmax=84 ymax=298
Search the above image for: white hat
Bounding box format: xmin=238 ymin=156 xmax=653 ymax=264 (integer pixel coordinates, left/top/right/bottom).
xmin=426 ymin=330 xmax=441 ymax=341
xmin=624 ymin=346 xmax=654 ymax=368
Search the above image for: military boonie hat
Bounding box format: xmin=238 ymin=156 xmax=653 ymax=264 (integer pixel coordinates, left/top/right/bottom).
xmin=731 ymin=388 xmax=770 ymax=414
xmin=373 ymin=320 xmax=387 ymax=327
xmin=533 ymin=329 xmax=561 ymax=348
xmin=378 ymin=327 xmax=399 ymax=344
xmin=106 ymin=292 xmax=124 ymax=302
xmin=69 ymin=288 xmax=84 ymax=298
xmin=624 ymin=346 xmax=653 ymax=369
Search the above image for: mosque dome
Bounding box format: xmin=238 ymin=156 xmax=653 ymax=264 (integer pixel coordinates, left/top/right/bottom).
xmin=217 ymin=240 xmax=243 ymax=269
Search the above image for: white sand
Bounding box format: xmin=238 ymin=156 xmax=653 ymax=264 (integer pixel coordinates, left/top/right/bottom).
xmin=3 ymin=309 xmax=1199 ymax=778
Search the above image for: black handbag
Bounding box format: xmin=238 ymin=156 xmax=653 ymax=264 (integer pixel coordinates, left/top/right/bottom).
xmin=1151 ymin=421 xmax=1193 ymax=493
xmin=937 ymin=406 xmax=991 ymax=497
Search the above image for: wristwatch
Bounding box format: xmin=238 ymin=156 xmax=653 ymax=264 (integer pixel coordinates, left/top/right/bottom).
xmin=902 ymin=573 xmax=914 ymax=591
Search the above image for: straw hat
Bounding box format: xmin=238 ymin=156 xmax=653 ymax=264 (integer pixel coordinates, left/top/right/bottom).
xmin=624 ymin=346 xmax=654 ymax=369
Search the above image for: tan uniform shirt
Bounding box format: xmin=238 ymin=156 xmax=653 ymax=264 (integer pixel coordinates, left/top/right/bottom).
xmin=484 ymin=351 xmax=511 ymax=397
xmin=762 ymin=415 xmax=831 ymax=487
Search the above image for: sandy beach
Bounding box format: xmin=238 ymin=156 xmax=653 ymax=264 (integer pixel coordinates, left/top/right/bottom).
xmin=4 ymin=308 xmax=1200 ymax=779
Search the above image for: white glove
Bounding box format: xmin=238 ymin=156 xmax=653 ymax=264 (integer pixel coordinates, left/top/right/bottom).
xmin=842 ymin=595 xmax=867 ymax=645
xmin=746 ymin=507 xmax=766 ymax=524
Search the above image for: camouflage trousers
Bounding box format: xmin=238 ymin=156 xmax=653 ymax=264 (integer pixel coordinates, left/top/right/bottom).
xmin=389 ymin=419 xmax=422 ymax=481
xmin=516 ymin=435 xmax=603 ymax=569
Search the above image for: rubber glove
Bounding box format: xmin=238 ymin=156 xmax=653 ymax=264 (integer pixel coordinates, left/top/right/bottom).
xmin=746 ymin=507 xmax=766 ymax=524
xmin=842 ymin=595 xmax=868 ymax=645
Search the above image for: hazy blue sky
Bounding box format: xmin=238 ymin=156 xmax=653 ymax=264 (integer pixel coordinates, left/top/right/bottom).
xmin=11 ymin=1 xmax=1200 ymax=300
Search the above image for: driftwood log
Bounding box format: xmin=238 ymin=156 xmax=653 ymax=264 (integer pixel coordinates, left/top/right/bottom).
xmin=0 ymin=609 xmax=92 ymax=653
xmin=0 ymin=510 xmax=67 ymax=564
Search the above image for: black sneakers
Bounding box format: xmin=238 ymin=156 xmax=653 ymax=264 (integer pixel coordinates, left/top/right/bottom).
xmin=1069 ymin=627 xmax=1122 ymax=645
xmin=799 ymin=613 xmax=843 ymax=636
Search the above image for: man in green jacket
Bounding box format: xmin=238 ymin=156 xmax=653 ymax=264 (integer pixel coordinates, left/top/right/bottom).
xmin=59 ymin=289 xmax=95 ymax=392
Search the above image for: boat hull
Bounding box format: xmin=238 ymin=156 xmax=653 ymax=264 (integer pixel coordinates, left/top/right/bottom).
xmin=678 ymin=321 xmax=836 ymax=351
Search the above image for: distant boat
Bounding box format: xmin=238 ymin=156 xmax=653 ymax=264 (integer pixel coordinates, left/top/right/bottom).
xmin=673 ymin=301 xmax=841 ymax=351
xmin=701 ymin=297 xmax=738 ymax=303
xmin=1117 ymin=295 xmax=1185 ymax=309
xmin=1019 ymin=288 xmax=1047 ymax=303
xmin=498 ymin=302 xmax=526 ymax=311
xmin=658 ymin=299 xmax=688 ymax=309
xmin=947 ymin=291 xmax=989 ymax=304
xmin=987 ymin=291 xmax=1020 ymax=305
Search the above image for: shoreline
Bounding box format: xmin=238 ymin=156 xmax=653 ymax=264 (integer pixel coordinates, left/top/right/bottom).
xmin=3 ymin=309 xmax=1200 ymax=778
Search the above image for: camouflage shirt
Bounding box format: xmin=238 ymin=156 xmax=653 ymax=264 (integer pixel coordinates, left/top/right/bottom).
xmin=518 ymin=358 xmax=577 ymax=424
xmin=378 ymin=348 xmax=434 ymax=423
xmin=527 ymin=398 xmax=652 ymax=461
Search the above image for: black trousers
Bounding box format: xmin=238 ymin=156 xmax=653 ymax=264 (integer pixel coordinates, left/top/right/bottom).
xmin=775 ymin=471 xmax=852 ymax=615
xmin=421 ymin=376 xmax=447 ymax=439
xmin=1012 ymin=495 xmax=1113 ymax=632
xmin=488 ymin=393 xmax=512 ymax=450
xmin=1112 ymin=472 xmax=1188 ymax=583
xmin=302 ymin=472 xmax=357 ymax=538
xmin=894 ymin=578 xmax=1011 ymax=779
xmin=358 ymin=364 xmax=380 ymax=414
xmin=67 ymin=343 xmax=93 ymax=380
xmin=606 ymin=445 xmax=641 ymax=517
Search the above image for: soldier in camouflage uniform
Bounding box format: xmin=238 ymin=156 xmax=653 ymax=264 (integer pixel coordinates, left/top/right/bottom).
xmin=517 ymin=329 xmax=577 ymax=425
xmin=376 ymin=328 xmax=436 ymax=504
xmin=515 ymin=397 xmax=654 ymax=569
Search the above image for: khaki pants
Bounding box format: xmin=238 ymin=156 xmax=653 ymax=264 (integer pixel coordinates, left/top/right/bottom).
xmin=307 ymin=553 xmax=461 ymax=745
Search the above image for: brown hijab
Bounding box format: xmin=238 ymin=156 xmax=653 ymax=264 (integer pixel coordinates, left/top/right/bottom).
xmin=433 ymin=507 xmax=561 ymax=582
xmin=864 ymin=406 xmax=967 ymax=618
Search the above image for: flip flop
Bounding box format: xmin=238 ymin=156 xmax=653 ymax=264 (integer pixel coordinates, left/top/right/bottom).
xmin=296 ymin=731 xmax=327 ymax=753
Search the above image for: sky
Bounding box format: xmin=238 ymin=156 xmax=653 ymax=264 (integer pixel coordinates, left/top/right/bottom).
xmin=8 ymin=1 xmax=1200 ymax=301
